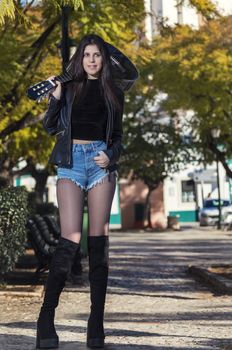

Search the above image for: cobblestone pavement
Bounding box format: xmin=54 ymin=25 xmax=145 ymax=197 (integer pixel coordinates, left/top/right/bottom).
xmin=0 ymin=225 xmax=232 ymax=350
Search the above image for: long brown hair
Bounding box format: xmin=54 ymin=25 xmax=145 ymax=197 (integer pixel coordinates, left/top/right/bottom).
xmin=67 ymin=34 xmax=122 ymax=111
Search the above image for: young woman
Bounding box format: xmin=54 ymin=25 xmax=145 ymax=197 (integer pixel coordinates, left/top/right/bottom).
xmin=36 ymin=34 xmax=125 ymax=349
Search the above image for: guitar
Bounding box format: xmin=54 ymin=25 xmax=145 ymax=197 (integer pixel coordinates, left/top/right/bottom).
xmin=27 ymin=42 xmax=138 ymax=102
xmin=27 ymin=71 xmax=72 ymax=102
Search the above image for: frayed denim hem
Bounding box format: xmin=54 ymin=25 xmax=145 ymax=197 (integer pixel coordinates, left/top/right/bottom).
xmin=57 ymin=171 xmax=117 ymax=192
xmin=86 ymin=170 xmax=118 ymax=191
xmin=57 ymin=177 xmax=85 ymax=191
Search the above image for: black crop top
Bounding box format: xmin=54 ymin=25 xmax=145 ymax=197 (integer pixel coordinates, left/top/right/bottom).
xmin=71 ymin=79 xmax=108 ymax=140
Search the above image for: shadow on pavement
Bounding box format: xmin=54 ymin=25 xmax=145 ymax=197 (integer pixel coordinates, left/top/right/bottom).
xmin=0 ymin=332 xmax=228 ymax=350
xmin=105 ymin=231 xmax=232 ymax=296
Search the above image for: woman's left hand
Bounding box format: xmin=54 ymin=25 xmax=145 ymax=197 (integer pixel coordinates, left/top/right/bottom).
xmin=94 ymin=151 xmax=110 ymax=168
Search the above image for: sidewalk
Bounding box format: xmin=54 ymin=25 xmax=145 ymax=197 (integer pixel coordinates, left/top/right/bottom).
xmin=0 ymin=225 xmax=232 ymax=349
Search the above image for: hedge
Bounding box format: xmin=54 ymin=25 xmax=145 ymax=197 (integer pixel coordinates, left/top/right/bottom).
xmin=0 ymin=186 xmax=28 ymax=278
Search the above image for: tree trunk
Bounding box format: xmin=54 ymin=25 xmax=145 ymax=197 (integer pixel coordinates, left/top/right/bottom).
xmin=143 ymin=177 xmax=165 ymax=229
xmin=12 ymin=160 xmax=51 ymax=204
xmin=33 ymin=170 xmax=50 ymax=204
xmin=144 ymin=187 xmax=153 ymax=228
xmin=209 ymin=139 xmax=232 ymax=179
xmin=0 ymin=154 xmax=14 ymax=187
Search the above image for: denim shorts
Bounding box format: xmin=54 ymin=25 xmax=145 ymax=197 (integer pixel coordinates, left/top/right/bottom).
xmin=57 ymin=140 xmax=116 ymax=191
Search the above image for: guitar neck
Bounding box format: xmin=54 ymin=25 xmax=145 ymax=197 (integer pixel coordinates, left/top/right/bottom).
xmin=55 ymin=70 xmax=73 ymax=84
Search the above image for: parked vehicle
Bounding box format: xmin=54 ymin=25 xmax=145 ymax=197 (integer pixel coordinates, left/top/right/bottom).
xmin=199 ymin=199 xmax=232 ymax=226
xmin=221 ymin=208 xmax=232 ymax=230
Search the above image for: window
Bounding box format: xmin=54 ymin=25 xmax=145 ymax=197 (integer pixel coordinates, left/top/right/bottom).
xmin=181 ymin=180 xmax=195 ymax=203
xmin=204 ymin=200 xmax=230 ymax=208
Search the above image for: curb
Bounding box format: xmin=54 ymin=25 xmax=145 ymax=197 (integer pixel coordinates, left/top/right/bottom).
xmin=188 ymin=265 xmax=232 ymax=295
xmin=0 ymin=285 xmax=44 ymax=297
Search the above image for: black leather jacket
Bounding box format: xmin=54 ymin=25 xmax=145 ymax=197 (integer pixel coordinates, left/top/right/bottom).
xmin=42 ymin=82 xmax=124 ymax=172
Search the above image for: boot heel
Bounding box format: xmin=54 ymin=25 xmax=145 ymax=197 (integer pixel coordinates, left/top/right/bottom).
xmin=36 ymin=329 xmax=59 ymax=349
xmin=35 ymin=238 xmax=80 ymax=349
xmin=87 ymin=337 xmax=104 ymax=348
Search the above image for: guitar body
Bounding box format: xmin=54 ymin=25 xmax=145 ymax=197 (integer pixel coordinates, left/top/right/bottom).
xmin=106 ymin=42 xmax=139 ymax=92
xmin=27 ymin=43 xmax=138 ymax=101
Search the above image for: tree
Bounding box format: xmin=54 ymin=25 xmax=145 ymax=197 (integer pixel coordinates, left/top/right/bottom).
xmin=120 ymin=114 xmax=193 ymax=227
xmin=150 ymin=14 xmax=232 ymax=178
xmin=117 ymin=0 xmax=224 ymax=227
xmin=0 ymin=0 xmax=145 ymax=197
xmin=0 ymin=0 xmax=84 ymax=25
xmin=117 ymin=37 xmax=195 ymax=227
xmin=182 ymin=0 xmax=220 ymax=19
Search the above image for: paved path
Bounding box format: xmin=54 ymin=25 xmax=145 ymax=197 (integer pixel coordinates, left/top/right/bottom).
xmin=0 ymin=225 xmax=232 ymax=350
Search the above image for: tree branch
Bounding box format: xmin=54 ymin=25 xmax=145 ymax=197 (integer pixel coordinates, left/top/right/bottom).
xmin=208 ymin=138 xmax=232 ymax=178
xmin=0 ymin=112 xmax=44 ymax=139
xmin=0 ymin=16 xmax=61 ymax=109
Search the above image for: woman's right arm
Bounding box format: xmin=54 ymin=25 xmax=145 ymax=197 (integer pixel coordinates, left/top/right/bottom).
xmin=42 ymin=77 xmax=62 ymax=135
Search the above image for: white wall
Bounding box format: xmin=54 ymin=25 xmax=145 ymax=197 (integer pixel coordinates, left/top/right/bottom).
xmin=145 ymin=0 xmax=232 ymax=41
xmin=47 ymin=176 xmax=57 ymax=204
xmin=164 ymin=163 xmax=230 ymax=214
xmin=215 ymin=0 xmax=232 ymax=15
xmin=163 ymin=167 xmax=197 ymax=216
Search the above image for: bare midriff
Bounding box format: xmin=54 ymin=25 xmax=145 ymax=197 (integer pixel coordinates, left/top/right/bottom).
xmin=72 ymin=139 xmax=93 ymax=144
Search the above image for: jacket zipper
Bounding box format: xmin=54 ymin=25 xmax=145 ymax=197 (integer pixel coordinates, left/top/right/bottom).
xmin=106 ymin=99 xmax=113 ymax=147
xmin=67 ymin=91 xmax=76 ymax=165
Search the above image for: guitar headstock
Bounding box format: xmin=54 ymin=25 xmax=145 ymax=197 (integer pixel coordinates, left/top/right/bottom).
xmin=27 ymin=79 xmax=56 ymax=102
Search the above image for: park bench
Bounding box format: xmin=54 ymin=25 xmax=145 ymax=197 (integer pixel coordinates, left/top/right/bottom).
xmin=26 ymin=216 xmax=56 ymax=275
xmin=26 ymin=214 xmax=83 ymax=281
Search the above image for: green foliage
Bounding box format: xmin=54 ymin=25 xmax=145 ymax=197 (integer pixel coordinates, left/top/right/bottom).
xmin=119 ymin=35 xmax=193 ymax=189
xmin=69 ymin=0 xmax=145 ymax=44
xmin=0 ymin=0 xmax=16 ymax=25
xmin=177 ymin=0 xmax=220 ymax=20
xmin=50 ymin=0 xmax=84 ymax=11
xmin=28 ymin=191 xmax=58 ymax=216
xmin=0 ymin=186 xmax=29 ymax=278
xmin=151 ymin=15 xmax=232 ymax=168
xmin=0 ymin=0 xmax=145 ymax=183
xmin=188 ymin=0 xmax=220 ymax=19
xmin=120 ymin=113 xmax=193 ymax=189
xmin=0 ymin=0 xmax=84 ymax=25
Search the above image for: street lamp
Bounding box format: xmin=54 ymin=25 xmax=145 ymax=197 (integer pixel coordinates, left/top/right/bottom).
xmin=60 ymin=6 xmax=78 ymax=73
xmin=61 ymin=5 xmax=70 ymax=73
xmin=211 ymin=128 xmax=222 ymax=229
xmin=57 ymin=38 xmax=78 ymax=62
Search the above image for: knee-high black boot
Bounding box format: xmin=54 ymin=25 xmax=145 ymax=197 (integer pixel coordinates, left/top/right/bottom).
xmin=87 ymin=236 xmax=109 ymax=349
xmin=36 ymin=237 xmax=80 ymax=349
